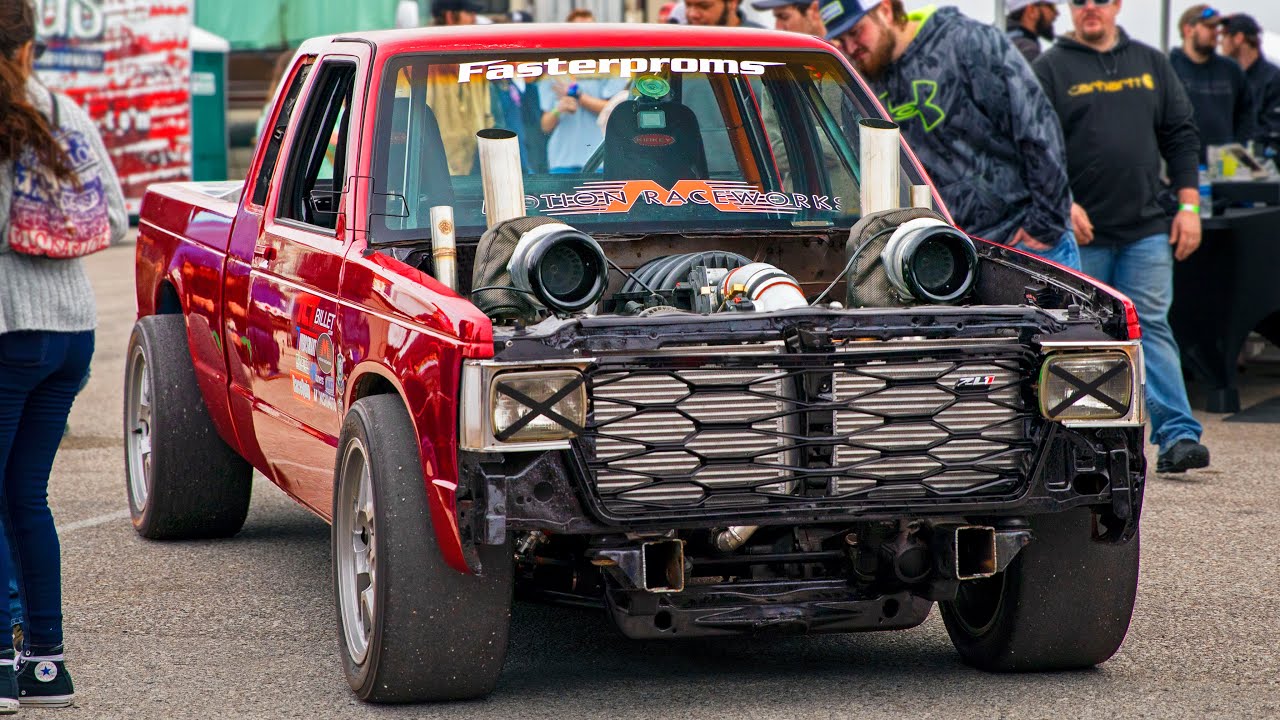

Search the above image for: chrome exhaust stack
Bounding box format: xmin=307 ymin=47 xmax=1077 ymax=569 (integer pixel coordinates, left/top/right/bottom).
xmin=859 ymin=118 xmax=901 ymax=216
xmin=476 ymin=128 xmax=526 ymax=229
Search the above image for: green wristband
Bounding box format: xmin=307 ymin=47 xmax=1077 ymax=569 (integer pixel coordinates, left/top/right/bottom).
xmin=1179 ymin=203 xmax=1199 ymax=214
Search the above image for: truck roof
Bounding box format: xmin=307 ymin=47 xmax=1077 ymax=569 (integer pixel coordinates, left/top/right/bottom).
xmin=299 ymin=23 xmax=836 ymax=57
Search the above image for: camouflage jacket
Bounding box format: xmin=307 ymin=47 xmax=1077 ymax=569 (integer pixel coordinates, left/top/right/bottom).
xmin=870 ymin=6 xmax=1071 ymax=246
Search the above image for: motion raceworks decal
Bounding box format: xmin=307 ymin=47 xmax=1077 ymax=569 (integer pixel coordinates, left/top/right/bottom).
xmin=528 ymin=180 xmax=841 ymax=216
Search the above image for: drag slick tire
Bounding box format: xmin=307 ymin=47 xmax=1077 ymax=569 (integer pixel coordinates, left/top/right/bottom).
xmin=333 ymin=394 xmax=513 ymax=702
xmin=124 ymin=315 xmax=252 ymax=539
xmin=940 ymin=508 xmax=1139 ymax=671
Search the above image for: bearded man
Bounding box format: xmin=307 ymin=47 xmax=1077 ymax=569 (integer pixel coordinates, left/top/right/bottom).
xmin=1170 ymin=4 xmax=1254 ymax=159
xmin=684 ymin=0 xmax=764 ymax=27
xmin=1007 ymin=1 xmax=1061 ymax=63
xmin=829 ymin=1 xmax=1078 ymax=268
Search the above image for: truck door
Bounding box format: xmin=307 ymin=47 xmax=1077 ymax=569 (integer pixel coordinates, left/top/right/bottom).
xmin=224 ymin=56 xmax=313 ymax=480
xmin=245 ymin=53 xmax=365 ymax=514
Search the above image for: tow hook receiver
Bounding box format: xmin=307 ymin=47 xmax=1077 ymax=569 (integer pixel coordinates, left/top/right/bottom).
xmin=934 ymin=526 xmax=1033 ymax=580
xmin=590 ymin=539 xmax=686 ymax=593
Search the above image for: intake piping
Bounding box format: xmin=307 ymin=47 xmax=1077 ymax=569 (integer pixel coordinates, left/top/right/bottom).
xmin=714 ymin=525 xmax=759 ymax=553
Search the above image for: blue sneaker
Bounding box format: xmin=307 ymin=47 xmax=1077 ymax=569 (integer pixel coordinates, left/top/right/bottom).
xmin=17 ymin=648 xmax=74 ymax=708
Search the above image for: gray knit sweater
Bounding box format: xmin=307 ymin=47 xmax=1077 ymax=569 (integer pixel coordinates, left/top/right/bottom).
xmin=0 ymin=79 xmax=127 ymax=335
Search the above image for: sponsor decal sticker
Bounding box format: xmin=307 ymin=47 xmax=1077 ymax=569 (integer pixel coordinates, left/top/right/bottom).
xmin=313 ymin=388 xmax=337 ymax=411
xmin=458 ymin=57 xmax=782 ymax=83
xmin=292 ymin=372 xmax=313 ymax=401
xmin=298 ymin=332 xmax=318 ymax=357
xmin=312 ymin=308 xmax=335 ymax=331
xmin=316 ymin=333 xmax=335 ymax=375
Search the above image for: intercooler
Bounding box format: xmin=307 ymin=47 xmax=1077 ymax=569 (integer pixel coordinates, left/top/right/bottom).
xmin=576 ymin=341 xmax=1035 ymax=516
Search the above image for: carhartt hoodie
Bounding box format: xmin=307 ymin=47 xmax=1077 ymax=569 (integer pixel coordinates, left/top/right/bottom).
xmin=1034 ymin=29 xmax=1200 ymax=245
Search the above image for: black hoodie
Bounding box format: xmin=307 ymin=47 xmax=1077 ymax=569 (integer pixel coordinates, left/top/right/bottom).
xmin=1034 ymin=29 xmax=1200 ymax=246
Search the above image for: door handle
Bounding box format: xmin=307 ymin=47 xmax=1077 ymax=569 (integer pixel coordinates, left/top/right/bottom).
xmin=254 ymin=245 xmax=277 ymax=262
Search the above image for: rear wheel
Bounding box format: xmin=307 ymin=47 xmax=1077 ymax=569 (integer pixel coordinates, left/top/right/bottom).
xmin=940 ymin=509 xmax=1140 ymax=671
xmin=333 ymin=395 xmax=512 ymax=702
xmin=124 ymin=315 xmax=252 ymax=539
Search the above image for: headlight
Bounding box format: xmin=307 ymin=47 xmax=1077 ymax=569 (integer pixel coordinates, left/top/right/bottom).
xmin=491 ymin=370 xmax=587 ymax=443
xmin=1039 ymin=352 xmax=1133 ymax=421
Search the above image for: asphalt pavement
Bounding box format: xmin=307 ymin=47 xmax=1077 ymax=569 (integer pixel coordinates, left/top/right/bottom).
xmin=25 ymin=240 xmax=1280 ymax=719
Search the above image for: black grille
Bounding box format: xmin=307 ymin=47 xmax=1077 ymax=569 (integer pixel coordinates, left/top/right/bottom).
xmin=574 ymin=343 xmax=1037 ymax=518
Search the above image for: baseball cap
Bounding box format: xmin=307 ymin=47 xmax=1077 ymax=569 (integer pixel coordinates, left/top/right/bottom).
xmin=1178 ymin=5 xmax=1221 ymax=29
xmin=1007 ymin=0 xmax=1061 ymax=13
xmin=824 ymin=1 xmax=872 ymax=40
xmin=752 ymin=0 xmax=807 ymax=9
xmin=433 ymin=0 xmax=485 ymax=13
xmin=1221 ymin=13 xmax=1261 ymax=36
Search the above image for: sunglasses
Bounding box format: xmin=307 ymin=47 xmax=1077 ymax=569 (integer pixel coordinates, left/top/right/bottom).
xmin=33 ymin=40 xmax=47 ymax=59
xmin=1068 ymin=0 xmax=1115 ymax=7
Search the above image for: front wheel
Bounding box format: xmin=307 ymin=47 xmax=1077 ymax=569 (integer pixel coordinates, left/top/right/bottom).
xmin=333 ymin=394 xmax=513 ymax=702
xmin=940 ymin=509 xmax=1140 ymax=671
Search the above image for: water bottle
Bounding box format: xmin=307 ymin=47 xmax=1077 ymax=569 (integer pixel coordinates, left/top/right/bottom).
xmin=1198 ymin=164 xmax=1212 ymax=218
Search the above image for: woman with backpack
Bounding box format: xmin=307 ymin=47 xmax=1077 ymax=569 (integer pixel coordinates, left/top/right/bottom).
xmin=0 ymin=0 xmax=126 ymax=710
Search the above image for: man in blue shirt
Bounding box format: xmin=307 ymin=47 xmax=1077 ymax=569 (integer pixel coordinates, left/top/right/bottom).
xmin=538 ymin=75 xmax=629 ymax=173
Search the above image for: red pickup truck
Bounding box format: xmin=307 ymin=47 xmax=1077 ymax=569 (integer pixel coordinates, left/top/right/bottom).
xmin=127 ymin=24 xmax=1148 ymax=702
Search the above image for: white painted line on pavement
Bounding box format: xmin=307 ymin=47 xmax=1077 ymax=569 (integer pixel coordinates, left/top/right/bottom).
xmin=56 ymin=509 xmax=131 ymax=534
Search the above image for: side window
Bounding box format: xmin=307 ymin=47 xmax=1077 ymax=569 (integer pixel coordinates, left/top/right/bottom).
xmin=252 ymin=61 xmax=311 ymax=207
xmin=277 ymin=61 xmax=357 ymax=231
xmin=759 ymin=70 xmax=862 ymax=212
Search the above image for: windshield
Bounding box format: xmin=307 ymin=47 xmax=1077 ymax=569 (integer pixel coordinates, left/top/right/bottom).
xmin=369 ymin=50 xmax=924 ymax=242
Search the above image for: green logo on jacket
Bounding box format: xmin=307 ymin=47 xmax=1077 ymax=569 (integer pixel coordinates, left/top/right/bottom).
xmin=879 ymin=80 xmax=946 ymax=132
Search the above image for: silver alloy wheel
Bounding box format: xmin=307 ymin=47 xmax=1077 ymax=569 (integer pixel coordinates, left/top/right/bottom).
xmin=337 ymin=438 xmax=376 ymax=665
xmin=125 ymin=345 xmax=153 ymax=511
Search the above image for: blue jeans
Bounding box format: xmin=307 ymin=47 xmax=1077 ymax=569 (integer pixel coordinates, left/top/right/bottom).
xmin=1019 ymin=229 xmax=1083 ymax=271
xmin=5 ymin=561 xmax=17 ymax=631
xmin=0 ymin=330 xmax=94 ymax=651
xmin=1079 ymin=235 xmax=1202 ymax=451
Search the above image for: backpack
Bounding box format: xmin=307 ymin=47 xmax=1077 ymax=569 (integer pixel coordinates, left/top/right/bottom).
xmin=6 ymin=93 xmax=112 ymax=258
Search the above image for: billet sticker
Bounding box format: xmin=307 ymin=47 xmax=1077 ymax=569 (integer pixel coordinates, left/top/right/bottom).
xmin=458 ymin=57 xmax=782 ymax=83
xmin=524 ymin=180 xmax=841 ymax=217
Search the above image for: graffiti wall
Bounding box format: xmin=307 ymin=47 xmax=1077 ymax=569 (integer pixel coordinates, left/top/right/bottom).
xmin=35 ymin=0 xmax=193 ymax=214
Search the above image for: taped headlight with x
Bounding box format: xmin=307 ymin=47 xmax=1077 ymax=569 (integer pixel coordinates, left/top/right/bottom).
xmin=1038 ymin=353 xmax=1133 ymax=421
xmin=491 ymin=370 xmax=587 ymax=443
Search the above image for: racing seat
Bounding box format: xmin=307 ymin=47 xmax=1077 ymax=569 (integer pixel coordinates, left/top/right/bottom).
xmin=412 ymin=102 xmax=455 ymax=214
xmin=602 ymin=100 xmax=708 ymax=187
